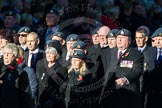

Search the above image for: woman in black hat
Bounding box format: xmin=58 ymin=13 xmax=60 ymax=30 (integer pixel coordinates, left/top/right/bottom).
xmin=64 ymin=50 xmax=95 ymax=108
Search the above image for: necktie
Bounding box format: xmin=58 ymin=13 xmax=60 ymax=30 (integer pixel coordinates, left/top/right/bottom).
xmin=118 ymin=51 xmax=122 ymax=59
xmin=30 ymin=53 xmax=35 ymax=71
xmin=157 ymin=49 xmax=162 ymax=67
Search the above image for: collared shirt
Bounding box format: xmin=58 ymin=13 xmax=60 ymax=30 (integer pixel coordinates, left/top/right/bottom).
xmin=157 ymin=48 xmax=162 ymax=60
xmin=20 ymin=45 xmax=28 ymax=51
xmin=118 ymin=49 xmax=127 ymax=58
xmin=28 ymin=48 xmax=39 ymax=67
xmin=45 ymin=24 xmax=59 ymax=42
xmin=138 ymin=45 xmax=146 ymax=52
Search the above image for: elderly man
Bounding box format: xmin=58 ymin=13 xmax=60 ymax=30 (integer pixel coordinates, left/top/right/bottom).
xmin=101 ymin=29 xmax=143 ymax=108
xmin=25 ymin=32 xmax=44 ymax=72
xmin=97 ymin=26 xmax=110 ymax=48
xmin=17 ymin=26 xmax=31 ymax=51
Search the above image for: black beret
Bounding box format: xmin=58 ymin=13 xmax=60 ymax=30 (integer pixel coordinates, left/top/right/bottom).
xmin=151 ymin=27 xmax=162 ymax=38
xmin=46 ymin=40 xmax=62 ymax=55
xmin=117 ymin=29 xmax=131 ymax=37
xmin=46 ymin=9 xmax=60 ymax=16
xmin=4 ymin=10 xmax=16 ymax=18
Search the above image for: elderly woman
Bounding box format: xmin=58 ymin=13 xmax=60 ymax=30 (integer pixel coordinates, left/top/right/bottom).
xmin=36 ymin=47 xmax=68 ymax=108
xmin=65 ymin=50 xmax=95 ymax=108
xmin=0 ymin=43 xmax=30 ymax=108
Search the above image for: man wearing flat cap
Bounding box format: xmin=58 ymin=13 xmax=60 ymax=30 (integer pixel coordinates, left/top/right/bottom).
xmin=145 ymin=27 xmax=162 ymax=108
xmin=101 ymin=29 xmax=143 ymax=108
xmin=17 ymin=26 xmax=31 ymax=51
xmin=38 ymin=9 xmax=60 ymax=50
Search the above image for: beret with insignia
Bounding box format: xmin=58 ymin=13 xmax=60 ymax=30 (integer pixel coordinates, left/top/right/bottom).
xmin=107 ymin=29 xmax=120 ymax=38
xmin=66 ymin=34 xmax=80 ymax=42
xmin=17 ymin=26 xmax=31 ymax=34
xmin=91 ymin=27 xmax=100 ymax=35
xmin=46 ymin=40 xmax=62 ymax=55
xmin=51 ymin=32 xmax=65 ymax=40
xmin=151 ymin=27 xmax=162 ymax=38
xmin=4 ymin=10 xmax=16 ymax=18
xmin=72 ymin=41 xmax=86 ymax=49
xmin=46 ymin=9 xmax=60 ymax=16
xmin=117 ymin=29 xmax=131 ymax=37
xmin=72 ymin=50 xmax=86 ymax=60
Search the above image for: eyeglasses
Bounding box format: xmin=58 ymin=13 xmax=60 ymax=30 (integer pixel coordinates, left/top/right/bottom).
xmin=152 ymin=40 xmax=155 ymax=42
xmin=18 ymin=34 xmax=27 ymax=37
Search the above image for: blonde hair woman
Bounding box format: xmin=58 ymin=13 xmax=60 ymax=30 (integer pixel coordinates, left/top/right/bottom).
xmin=65 ymin=50 xmax=94 ymax=108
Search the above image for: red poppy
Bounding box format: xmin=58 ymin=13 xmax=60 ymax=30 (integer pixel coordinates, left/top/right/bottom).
xmin=8 ymin=66 xmax=15 ymax=70
xmin=77 ymin=75 xmax=83 ymax=81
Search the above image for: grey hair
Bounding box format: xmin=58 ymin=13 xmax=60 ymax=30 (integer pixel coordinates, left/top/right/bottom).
xmin=3 ymin=43 xmax=19 ymax=57
xmin=45 ymin=47 xmax=59 ymax=59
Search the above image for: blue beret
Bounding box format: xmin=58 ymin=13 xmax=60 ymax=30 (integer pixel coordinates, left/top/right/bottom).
xmin=51 ymin=32 xmax=65 ymax=39
xmin=117 ymin=29 xmax=131 ymax=37
xmin=72 ymin=50 xmax=86 ymax=60
xmin=72 ymin=41 xmax=86 ymax=49
xmin=66 ymin=34 xmax=80 ymax=42
xmin=151 ymin=28 xmax=162 ymax=38
xmin=107 ymin=29 xmax=120 ymax=38
xmin=17 ymin=26 xmax=31 ymax=34
xmin=91 ymin=27 xmax=100 ymax=35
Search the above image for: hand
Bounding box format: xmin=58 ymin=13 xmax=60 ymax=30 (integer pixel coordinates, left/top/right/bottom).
xmin=115 ymin=78 xmax=127 ymax=86
xmin=0 ymin=80 xmax=3 ymax=85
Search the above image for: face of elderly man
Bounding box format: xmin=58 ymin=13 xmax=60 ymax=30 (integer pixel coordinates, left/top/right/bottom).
xmin=3 ymin=48 xmax=16 ymax=65
xmin=155 ymin=36 xmax=162 ymax=48
xmin=117 ymin=35 xmax=130 ymax=50
xmin=97 ymin=26 xmax=110 ymax=46
xmin=26 ymin=32 xmax=39 ymax=51
xmin=18 ymin=32 xmax=28 ymax=46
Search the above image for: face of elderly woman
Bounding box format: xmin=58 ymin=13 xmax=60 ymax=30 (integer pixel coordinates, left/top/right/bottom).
xmin=3 ymin=48 xmax=15 ymax=65
xmin=46 ymin=51 xmax=57 ymax=63
xmin=71 ymin=58 xmax=83 ymax=70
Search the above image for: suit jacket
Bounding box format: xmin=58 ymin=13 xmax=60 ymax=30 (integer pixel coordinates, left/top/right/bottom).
xmin=106 ymin=47 xmax=144 ymax=108
xmin=24 ymin=49 xmax=45 ymax=72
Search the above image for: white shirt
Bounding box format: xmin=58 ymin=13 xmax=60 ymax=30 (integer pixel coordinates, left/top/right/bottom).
xmin=28 ymin=48 xmax=39 ymax=67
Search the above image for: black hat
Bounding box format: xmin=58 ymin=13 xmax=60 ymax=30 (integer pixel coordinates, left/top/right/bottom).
xmin=4 ymin=10 xmax=16 ymax=18
xmin=107 ymin=29 xmax=120 ymax=38
xmin=51 ymin=32 xmax=65 ymax=40
xmin=17 ymin=26 xmax=31 ymax=34
xmin=117 ymin=29 xmax=131 ymax=37
xmin=72 ymin=50 xmax=86 ymax=60
xmin=72 ymin=41 xmax=86 ymax=49
xmin=151 ymin=27 xmax=162 ymax=38
xmin=46 ymin=40 xmax=62 ymax=55
xmin=66 ymin=34 xmax=80 ymax=42
xmin=46 ymin=9 xmax=60 ymax=16
xmin=90 ymin=27 xmax=100 ymax=35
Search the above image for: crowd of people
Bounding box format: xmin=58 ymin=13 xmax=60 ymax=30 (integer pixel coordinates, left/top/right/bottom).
xmin=0 ymin=0 xmax=162 ymax=108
